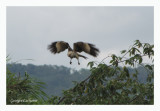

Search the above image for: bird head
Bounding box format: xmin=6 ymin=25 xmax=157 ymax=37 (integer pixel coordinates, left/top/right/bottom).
xmin=67 ymin=43 xmax=72 ymax=51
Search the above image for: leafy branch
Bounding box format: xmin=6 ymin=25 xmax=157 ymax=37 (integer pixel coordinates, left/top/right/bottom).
xmin=57 ymin=40 xmax=154 ymax=104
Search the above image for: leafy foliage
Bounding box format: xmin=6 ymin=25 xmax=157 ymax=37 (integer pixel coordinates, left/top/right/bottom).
xmin=55 ymin=40 xmax=154 ymax=105
xmin=7 ymin=66 xmax=48 ymax=104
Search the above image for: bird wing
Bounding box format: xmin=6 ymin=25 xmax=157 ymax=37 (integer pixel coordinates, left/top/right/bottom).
xmin=48 ymin=41 xmax=69 ymax=54
xmin=73 ymin=42 xmax=100 ymax=57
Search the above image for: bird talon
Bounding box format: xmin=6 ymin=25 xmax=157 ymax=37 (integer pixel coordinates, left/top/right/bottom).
xmin=78 ymin=63 xmax=80 ymax=65
xmin=70 ymin=62 xmax=72 ymax=64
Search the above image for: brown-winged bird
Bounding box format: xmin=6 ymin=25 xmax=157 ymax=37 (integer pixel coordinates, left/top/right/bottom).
xmin=48 ymin=41 xmax=100 ymax=65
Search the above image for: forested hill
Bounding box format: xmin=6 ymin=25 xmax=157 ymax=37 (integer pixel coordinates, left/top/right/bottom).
xmin=7 ymin=63 xmax=149 ymax=97
xmin=7 ymin=63 xmax=90 ymax=96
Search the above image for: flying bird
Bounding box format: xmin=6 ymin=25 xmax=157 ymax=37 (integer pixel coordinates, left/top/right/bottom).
xmin=48 ymin=41 xmax=100 ymax=65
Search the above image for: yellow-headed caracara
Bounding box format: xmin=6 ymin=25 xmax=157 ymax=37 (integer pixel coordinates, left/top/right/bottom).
xmin=48 ymin=41 xmax=100 ymax=65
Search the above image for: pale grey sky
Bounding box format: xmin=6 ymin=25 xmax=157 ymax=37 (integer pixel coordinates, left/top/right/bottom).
xmin=7 ymin=7 xmax=153 ymax=69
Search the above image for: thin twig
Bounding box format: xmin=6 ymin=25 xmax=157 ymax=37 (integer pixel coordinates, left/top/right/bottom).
xmin=128 ymin=95 xmax=140 ymax=104
xmin=17 ymin=72 xmax=21 ymax=81
xmin=57 ymin=97 xmax=65 ymax=104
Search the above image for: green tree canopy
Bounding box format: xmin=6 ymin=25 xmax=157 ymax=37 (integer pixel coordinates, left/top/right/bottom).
xmin=55 ymin=40 xmax=154 ymax=105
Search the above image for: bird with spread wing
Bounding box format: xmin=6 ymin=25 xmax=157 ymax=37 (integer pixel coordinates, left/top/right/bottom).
xmin=48 ymin=41 xmax=100 ymax=65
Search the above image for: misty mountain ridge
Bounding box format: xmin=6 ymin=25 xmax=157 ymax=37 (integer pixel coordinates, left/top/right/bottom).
xmin=7 ymin=63 xmax=150 ymax=97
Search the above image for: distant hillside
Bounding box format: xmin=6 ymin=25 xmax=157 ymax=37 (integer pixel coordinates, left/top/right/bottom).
xmin=7 ymin=63 xmax=150 ymax=97
xmin=7 ymin=63 xmax=90 ymax=96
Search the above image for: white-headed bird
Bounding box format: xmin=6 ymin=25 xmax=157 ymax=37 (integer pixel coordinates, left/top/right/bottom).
xmin=48 ymin=41 xmax=100 ymax=65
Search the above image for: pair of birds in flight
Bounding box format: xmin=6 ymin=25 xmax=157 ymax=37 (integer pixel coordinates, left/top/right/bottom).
xmin=48 ymin=41 xmax=100 ymax=65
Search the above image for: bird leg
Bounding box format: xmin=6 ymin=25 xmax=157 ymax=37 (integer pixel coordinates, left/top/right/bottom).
xmin=70 ymin=59 xmax=72 ymax=64
xmin=78 ymin=58 xmax=80 ymax=65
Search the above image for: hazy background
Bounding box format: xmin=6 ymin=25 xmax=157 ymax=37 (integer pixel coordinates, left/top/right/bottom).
xmin=7 ymin=6 xmax=154 ymax=70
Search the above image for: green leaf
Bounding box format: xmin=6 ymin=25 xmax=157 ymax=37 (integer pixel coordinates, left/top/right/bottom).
xmin=123 ymin=66 xmax=129 ymax=77
xmin=139 ymin=58 xmax=142 ymax=64
xmin=110 ymin=60 xmax=114 ymax=63
xmin=121 ymin=50 xmax=126 ymax=54
xmin=87 ymin=61 xmax=94 ymax=68
xmin=131 ymin=48 xmax=136 ymax=55
xmin=145 ymin=65 xmax=153 ymax=70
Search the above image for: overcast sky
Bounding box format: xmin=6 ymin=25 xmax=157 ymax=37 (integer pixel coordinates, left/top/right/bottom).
xmin=7 ymin=6 xmax=154 ymax=70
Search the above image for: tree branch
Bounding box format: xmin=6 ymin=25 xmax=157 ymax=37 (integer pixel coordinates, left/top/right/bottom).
xmin=57 ymin=43 xmax=153 ymax=104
